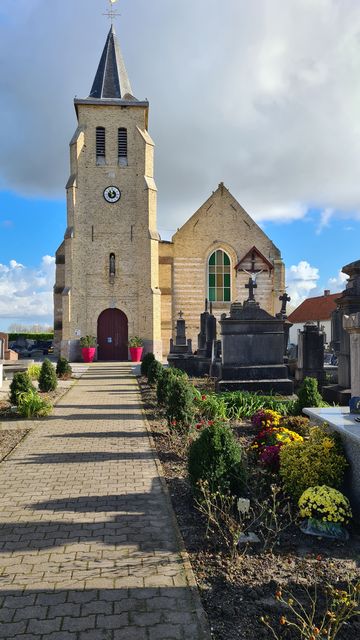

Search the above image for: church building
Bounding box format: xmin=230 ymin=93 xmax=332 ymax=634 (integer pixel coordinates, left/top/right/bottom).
xmin=54 ymin=26 xmax=285 ymax=361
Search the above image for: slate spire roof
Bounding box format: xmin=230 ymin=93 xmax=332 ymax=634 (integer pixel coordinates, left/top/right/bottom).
xmin=89 ymin=25 xmax=135 ymax=100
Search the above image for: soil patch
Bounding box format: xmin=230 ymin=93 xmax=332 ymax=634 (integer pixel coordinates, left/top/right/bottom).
xmin=139 ymin=377 xmax=360 ymax=640
xmin=0 ymin=429 xmax=29 ymax=461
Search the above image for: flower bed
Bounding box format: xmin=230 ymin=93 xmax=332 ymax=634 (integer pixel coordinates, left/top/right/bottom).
xmin=138 ymin=373 xmax=360 ymax=640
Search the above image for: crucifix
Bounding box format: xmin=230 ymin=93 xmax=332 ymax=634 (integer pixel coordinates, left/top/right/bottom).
xmin=245 ymin=277 xmax=257 ymax=301
xmin=178 ymin=310 xmax=184 ymax=319
xmin=103 ymin=0 xmax=121 ymax=24
xmin=279 ymin=292 xmax=291 ymax=316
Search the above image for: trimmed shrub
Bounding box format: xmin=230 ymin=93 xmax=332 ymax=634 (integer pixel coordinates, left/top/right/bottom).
xmin=156 ymin=367 xmax=187 ymax=406
xmin=188 ymin=422 xmax=246 ymax=496
xmin=27 ymin=363 xmax=41 ymax=381
xmin=38 ymin=359 xmax=58 ymax=392
xmin=147 ymin=360 xmax=163 ymax=385
xmin=56 ymin=356 xmax=72 ymax=378
xmin=279 ymin=426 xmax=347 ymax=501
xmin=17 ymin=389 xmax=52 ymax=418
xmin=165 ymin=377 xmax=196 ymax=429
xmin=279 ymin=415 xmax=311 ymax=438
xmin=9 ymin=372 xmax=34 ymax=406
xmin=140 ymin=352 xmax=156 ymax=377
xmin=295 ymin=376 xmax=324 ymax=414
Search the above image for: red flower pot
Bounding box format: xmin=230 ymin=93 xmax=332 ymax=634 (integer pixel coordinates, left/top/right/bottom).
xmin=129 ymin=346 xmax=143 ymax=362
xmin=81 ymin=347 xmax=96 ymax=363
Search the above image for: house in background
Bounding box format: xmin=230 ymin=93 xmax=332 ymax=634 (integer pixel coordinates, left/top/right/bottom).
xmin=288 ymin=290 xmax=338 ymax=345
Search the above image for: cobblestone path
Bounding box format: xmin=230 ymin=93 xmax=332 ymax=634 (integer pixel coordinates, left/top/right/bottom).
xmin=0 ymin=363 xmax=210 ymax=639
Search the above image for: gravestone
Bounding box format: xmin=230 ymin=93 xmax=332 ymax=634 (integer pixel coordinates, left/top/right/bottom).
xmin=323 ymin=259 xmax=360 ymax=404
xmin=343 ymin=312 xmax=360 ymax=412
xmin=276 ymin=292 xmax=292 ymax=358
xmin=169 ymin=311 xmax=192 ymax=356
xmin=168 ymin=302 xmax=219 ymax=376
xmin=216 ymin=282 xmax=293 ymax=394
xmin=296 ymin=322 xmax=324 ymax=386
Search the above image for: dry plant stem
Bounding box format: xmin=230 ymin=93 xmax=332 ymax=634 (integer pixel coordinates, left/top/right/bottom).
xmin=194 ymin=481 xmax=240 ymax=557
xmin=261 ymin=581 xmax=360 ymax=640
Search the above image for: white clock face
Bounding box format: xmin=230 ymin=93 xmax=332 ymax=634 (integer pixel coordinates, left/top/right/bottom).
xmin=104 ymin=186 xmax=121 ymax=203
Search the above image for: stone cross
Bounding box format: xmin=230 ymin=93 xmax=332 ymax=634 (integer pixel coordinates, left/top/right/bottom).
xmin=178 ymin=310 xmax=184 ymax=319
xmin=245 ymin=277 xmax=257 ymax=301
xmin=279 ymin=292 xmax=291 ymax=316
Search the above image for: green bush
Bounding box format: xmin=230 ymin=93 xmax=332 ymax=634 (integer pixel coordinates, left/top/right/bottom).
xmin=156 ymin=367 xmax=184 ymax=406
xmin=8 ymin=332 xmax=53 ymax=342
xmin=197 ymin=394 xmax=228 ymax=421
xmin=56 ymin=356 xmax=72 ymax=378
xmin=279 ymin=426 xmax=347 ymax=501
xmin=279 ymin=415 xmax=311 ymax=438
xmin=188 ymin=422 xmax=246 ymax=496
xmin=17 ymin=389 xmax=52 ymax=418
xmin=27 ymin=363 xmax=42 ymax=381
xmin=140 ymin=352 xmax=155 ymax=377
xmin=220 ymin=391 xmax=296 ymax=419
xmin=38 ymin=359 xmax=58 ymax=392
xmin=165 ymin=377 xmax=196 ymax=429
xmin=295 ymin=376 xmax=324 ymax=414
xmin=147 ymin=360 xmax=163 ymax=385
xmin=9 ymin=372 xmax=34 ymax=406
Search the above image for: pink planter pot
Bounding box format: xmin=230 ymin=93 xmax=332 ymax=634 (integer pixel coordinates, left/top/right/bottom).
xmin=81 ymin=347 xmax=96 ymax=363
xmin=129 ymin=347 xmax=143 ymax=362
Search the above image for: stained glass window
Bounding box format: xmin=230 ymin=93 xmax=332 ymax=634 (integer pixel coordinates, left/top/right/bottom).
xmin=208 ymin=250 xmax=231 ymax=302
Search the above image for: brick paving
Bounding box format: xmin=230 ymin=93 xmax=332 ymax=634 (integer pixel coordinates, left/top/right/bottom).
xmin=0 ymin=363 xmax=210 ymax=639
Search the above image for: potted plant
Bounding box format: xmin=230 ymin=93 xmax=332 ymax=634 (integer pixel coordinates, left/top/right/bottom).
xmin=80 ymin=335 xmax=97 ymax=363
xmin=128 ymin=336 xmax=144 ymax=362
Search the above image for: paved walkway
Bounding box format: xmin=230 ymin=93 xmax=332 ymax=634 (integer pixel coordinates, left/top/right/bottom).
xmin=0 ymin=363 xmax=209 ymax=639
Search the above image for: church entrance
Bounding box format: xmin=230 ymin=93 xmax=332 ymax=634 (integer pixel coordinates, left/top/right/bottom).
xmin=97 ymin=309 xmax=128 ymax=361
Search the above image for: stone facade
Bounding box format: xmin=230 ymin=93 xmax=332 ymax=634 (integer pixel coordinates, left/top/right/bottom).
xmin=159 ymin=184 xmax=285 ymax=355
xmin=54 ymin=27 xmax=285 ymax=361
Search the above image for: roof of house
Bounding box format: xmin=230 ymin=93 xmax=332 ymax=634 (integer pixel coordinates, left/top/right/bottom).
xmin=288 ymin=292 xmax=339 ymax=324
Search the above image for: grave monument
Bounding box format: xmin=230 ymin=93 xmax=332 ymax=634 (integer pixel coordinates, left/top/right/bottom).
xmin=216 ymin=278 xmax=293 ymax=394
xmin=296 ymin=322 xmax=324 ymax=386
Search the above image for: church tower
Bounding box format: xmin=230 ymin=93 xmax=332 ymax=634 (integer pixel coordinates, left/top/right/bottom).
xmin=54 ymin=25 xmax=162 ymax=361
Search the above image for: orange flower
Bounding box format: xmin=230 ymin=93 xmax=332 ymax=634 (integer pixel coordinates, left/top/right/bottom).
xmin=280 ymin=616 xmax=287 ymax=625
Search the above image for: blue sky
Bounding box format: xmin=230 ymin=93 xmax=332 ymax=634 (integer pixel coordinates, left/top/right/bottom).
xmin=1 ymin=0 xmax=360 ymax=330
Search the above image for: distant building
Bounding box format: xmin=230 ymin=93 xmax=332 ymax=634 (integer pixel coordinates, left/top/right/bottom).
xmin=288 ymin=290 xmax=338 ymax=345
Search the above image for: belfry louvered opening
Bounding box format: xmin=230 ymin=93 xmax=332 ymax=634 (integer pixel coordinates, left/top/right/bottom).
xmin=118 ymin=128 xmax=128 ymax=165
xmin=96 ymin=127 xmax=106 ymax=164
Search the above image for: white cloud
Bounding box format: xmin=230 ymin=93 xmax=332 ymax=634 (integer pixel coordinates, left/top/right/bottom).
xmin=316 ymin=208 xmax=334 ymax=234
xmin=1 ymin=0 xmax=360 ymax=228
xmin=0 ymin=256 xmax=55 ymax=323
xmin=328 ymin=270 xmax=348 ymax=292
xmin=286 ymin=260 xmax=320 ymax=307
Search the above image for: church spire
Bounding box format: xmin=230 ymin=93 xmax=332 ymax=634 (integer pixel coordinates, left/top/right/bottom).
xmin=89 ymin=25 xmax=135 ymax=100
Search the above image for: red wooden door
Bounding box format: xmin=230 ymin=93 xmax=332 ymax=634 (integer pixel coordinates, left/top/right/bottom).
xmin=97 ymin=309 xmax=128 ymax=361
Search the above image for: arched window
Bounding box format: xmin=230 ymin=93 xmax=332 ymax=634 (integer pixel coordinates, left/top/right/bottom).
xmin=208 ymin=250 xmax=231 ymax=302
xmin=118 ymin=128 xmax=128 ymax=166
xmin=96 ymin=127 xmax=106 ymax=165
xmin=109 ymin=253 xmax=116 ymax=277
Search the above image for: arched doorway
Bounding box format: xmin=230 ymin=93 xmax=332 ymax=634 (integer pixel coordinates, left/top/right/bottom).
xmin=97 ymin=308 xmax=128 ymax=361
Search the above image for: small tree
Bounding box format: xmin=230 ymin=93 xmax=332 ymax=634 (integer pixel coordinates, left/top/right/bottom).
xmin=9 ymin=372 xmax=34 ymax=406
xmin=56 ymin=356 xmax=72 ymax=379
xmin=188 ymin=422 xmax=246 ymax=497
xmin=147 ymin=360 xmax=163 ymax=385
xmin=296 ymin=376 xmax=324 ymax=414
xmin=39 ymin=359 xmax=58 ymax=392
xmin=165 ymin=377 xmax=195 ymax=430
xmin=140 ymin=352 xmax=155 ymax=377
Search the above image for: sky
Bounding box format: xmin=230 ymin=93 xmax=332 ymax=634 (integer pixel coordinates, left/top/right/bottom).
xmin=0 ymin=0 xmax=360 ymax=330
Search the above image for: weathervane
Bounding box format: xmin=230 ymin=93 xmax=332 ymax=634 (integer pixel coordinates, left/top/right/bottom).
xmin=103 ymin=0 xmax=121 ymax=24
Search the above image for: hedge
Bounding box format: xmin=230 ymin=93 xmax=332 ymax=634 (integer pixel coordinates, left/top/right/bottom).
xmin=8 ymin=333 xmax=54 ymax=342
